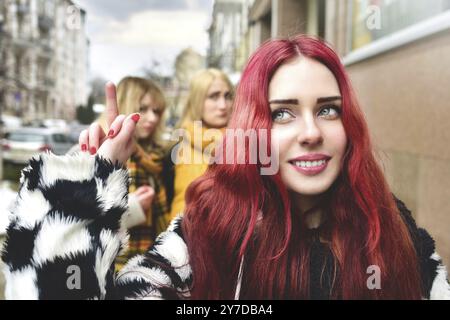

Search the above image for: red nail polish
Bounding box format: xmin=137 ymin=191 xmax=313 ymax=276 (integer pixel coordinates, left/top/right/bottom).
xmin=90 ymin=146 xmax=97 ymax=155
xmin=81 ymin=144 xmax=87 ymax=152
xmin=131 ymin=114 xmax=140 ymax=123
xmin=108 ymin=129 xmax=114 ymax=137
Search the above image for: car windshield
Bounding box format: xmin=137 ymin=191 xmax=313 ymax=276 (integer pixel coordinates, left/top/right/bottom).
xmin=8 ymin=132 xmax=46 ymax=143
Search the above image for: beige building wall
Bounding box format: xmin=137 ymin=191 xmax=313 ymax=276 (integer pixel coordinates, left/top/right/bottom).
xmin=344 ymin=30 xmax=450 ymax=268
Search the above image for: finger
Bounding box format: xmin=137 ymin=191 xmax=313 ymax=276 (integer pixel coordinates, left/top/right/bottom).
xmin=142 ymin=188 xmax=154 ymax=197
xmin=88 ymin=122 xmax=106 ymax=155
xmin=79 ymin=129 xmax=89 ymax=152
xmin=146 ymin=188 xmax=155 ymax=197
xmin=105 ymin=82 xmax=119 ymax=128
xmin=106 ymin=114 xmax=126 ymax=138
xmin=135 ymin=186 xmax=147 ymax=195
xmin=117 ymin=113 xmax=140 ymax=143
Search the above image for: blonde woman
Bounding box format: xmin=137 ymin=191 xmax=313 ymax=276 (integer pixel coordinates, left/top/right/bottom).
xmin=170 ymin=69 xmax=234 ymax=217
xmin=98 ymin=77 xmax=171 ymax=269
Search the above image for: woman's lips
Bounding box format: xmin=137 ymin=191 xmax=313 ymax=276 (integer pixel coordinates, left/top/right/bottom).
xmin=289 ymin=158 xmax=330 ymax=176
xmin=141 ymin=125 xmax=154 ymax=132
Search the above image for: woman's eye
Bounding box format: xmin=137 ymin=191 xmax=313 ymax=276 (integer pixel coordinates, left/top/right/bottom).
xmin=318 ymin=105 xmax=341 ymax=119
xmin=271 ymin=109 xmax=294 ymax=122
xmin=139 ymin=106 xmax=148 ymax=113
xmin=209 ymin=93 xmax=220 ymax=100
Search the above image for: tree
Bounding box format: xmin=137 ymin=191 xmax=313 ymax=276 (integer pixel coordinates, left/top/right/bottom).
xmin=76 ymin=95 xmax=96 ymax=125
xmin=89 ymin=77 xmax=107 ymax=105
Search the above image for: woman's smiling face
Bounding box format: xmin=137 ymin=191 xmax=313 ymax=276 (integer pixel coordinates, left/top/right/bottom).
xmin=269 ymin=57 xmax=347 ymax=206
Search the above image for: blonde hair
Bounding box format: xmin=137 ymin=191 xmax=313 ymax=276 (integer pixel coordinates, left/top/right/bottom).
xmin=99 ymin=76 xmax=167 ymax=146
xmin=180 ymin=68 xmax=233 ymax=127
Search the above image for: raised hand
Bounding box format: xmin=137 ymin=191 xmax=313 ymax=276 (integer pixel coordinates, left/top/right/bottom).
xmin=78 ymin=82 xmax=140 ymax=164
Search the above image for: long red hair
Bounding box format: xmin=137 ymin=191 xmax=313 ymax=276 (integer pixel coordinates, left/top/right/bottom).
xmin=182 ymin=35 xmax=422 ymax=299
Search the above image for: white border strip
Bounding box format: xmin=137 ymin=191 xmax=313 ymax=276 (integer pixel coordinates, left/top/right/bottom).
xmin=342 ymin=10 xmax=450 ymax=66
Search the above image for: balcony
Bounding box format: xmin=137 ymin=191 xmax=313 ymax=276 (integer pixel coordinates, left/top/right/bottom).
xmin=35 ymin=76 xmax=55 ymax=92
xmin=38 ymin=15 xmax=54 ymax=33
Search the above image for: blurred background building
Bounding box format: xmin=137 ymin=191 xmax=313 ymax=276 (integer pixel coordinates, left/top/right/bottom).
xmin=170 ymin=48 xmax=205 ymax=125
xmin=208 ymin=0 xmax=450 ymax=268
xmin=0 ymin=0 xmax=89 ymax=122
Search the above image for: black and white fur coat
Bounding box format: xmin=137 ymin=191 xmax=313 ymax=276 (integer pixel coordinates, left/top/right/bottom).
xmin=1 ymin=153 xmax=449 ymax=299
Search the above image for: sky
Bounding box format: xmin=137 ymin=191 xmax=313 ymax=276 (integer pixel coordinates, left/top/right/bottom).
xmin=73 ymin=0 xmax=213 ymax=83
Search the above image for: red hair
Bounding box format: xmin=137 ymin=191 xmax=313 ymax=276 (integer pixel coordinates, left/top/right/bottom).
xmin=182 ymin=35 xmax=422 ymax=299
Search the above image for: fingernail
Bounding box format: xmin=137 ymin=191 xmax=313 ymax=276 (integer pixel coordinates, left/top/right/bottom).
xmin=131 ymin=114 xmax=140 ymax=123
xmin=90 ymin=146 xmax=97 ymax=155
xmin=81 ymin=144 xmax=87 ymax=152
xmin=108 ymin=129 xmax=115 ymax=137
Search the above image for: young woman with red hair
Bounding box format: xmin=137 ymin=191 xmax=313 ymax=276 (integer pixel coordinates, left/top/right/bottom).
xmin=2 ymin=35 xmax=449 ymax=299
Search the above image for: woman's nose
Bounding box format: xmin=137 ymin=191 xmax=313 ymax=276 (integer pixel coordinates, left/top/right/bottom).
xmin=144 ymin=109 xmax=157 ymax=123
xmin=217 ymin=96 xmax=228 ymax=110
xmin=297 ymin=117 xmax=323 ymax=147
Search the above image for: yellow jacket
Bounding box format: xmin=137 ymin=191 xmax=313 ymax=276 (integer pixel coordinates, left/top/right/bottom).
xmin=170 ymin=121 xmax=224 ymax=218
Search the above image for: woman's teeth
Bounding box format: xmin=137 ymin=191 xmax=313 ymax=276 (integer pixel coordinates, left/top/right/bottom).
xmin=293 ymin=159 xmax=326 ymax=168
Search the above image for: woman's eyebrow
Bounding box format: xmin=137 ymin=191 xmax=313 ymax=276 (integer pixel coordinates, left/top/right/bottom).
xmin=269 ymin=96 xmax=342 ymax=104
xmin=317 ymin=96 xmax=342 ymax=103
xmin=269 ymin=99 xmax=298 ymax=104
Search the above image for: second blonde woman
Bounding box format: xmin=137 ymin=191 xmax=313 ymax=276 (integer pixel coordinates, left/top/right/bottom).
xmin=170 ymin=69 xmax=234 ymax=217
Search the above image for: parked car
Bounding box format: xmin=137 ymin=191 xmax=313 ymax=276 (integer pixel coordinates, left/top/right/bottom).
xmin=1 ymin=127 xmax=73 ymax=164
xmin=42 ymin=118 xmax=69 ymax=133
xmin=0 ymin=115 xmax=23 ymax=138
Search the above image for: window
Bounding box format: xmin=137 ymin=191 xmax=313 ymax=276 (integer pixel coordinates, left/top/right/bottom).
xmin=351 ymin=0 xmax=450 ymax=50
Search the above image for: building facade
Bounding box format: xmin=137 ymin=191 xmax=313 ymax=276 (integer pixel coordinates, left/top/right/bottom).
xmin=172 ymin=47 xmax=205 ymax=123
xmin=208 ymin=0 xmax=450 ymax=268
xmin=209 ymin=0 xmax=326 ymax=74
xmin=0 ymin=0 xmax=89 ymax=122
xmin=207 ymin=0 xmax=246 ymax=82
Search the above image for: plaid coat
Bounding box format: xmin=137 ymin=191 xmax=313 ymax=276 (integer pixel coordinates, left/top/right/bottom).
xmin=115 ymin=142 xmax=171 ymax=270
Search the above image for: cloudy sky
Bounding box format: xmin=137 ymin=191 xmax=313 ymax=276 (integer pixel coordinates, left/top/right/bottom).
xmin=73 ymin=0 xmax=213 ymax=83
